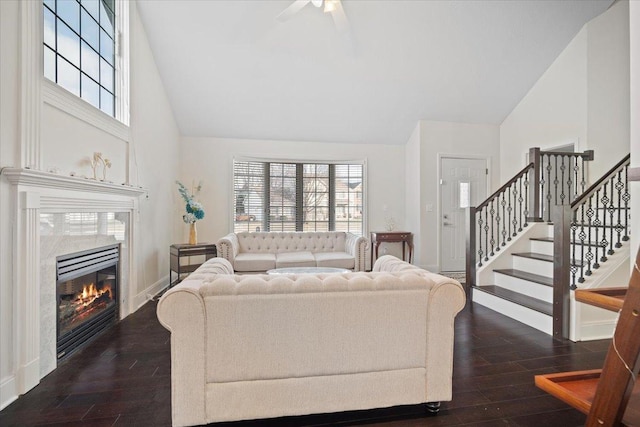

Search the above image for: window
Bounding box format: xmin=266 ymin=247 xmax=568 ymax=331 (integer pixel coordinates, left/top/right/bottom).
xmin=43 ymin=0 xmax=116 ymax=116
xmin=233 ymin=160 xmax=364 ymax=235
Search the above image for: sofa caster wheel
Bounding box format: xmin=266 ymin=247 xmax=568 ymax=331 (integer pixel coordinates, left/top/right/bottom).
xmin=426 ymin=402 xmax=441 ymax=414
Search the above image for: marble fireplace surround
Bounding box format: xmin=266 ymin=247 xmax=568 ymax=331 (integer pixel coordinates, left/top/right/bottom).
xmin=3 ymin=168 xmax=145 ymax=396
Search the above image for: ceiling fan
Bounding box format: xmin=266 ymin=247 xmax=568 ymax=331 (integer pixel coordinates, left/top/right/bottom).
xmin=276 ymin=0 xmax=350 ymax=34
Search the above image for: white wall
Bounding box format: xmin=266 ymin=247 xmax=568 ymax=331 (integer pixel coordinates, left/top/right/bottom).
xmin=586 ymin=0 xmax=630 ymax=179
xmin=40 ymin=104 xmax=128 ymax=180
xmin=128 ymin=4 xmax=181 ymax=303
xmin=500 ymin=1 xmax=630 ymax=182
xmin=0 ymin=1 xmax=180 ymax=407
xmin=179 ymin=136 xmax=405 ymax=269
xmin=500 ymin=28 xmax=588 ymax=181
xmin=418 ymin=121 xmax=500 ymax=271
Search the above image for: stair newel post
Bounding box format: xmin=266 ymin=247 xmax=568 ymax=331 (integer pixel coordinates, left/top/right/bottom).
xmin=552 ymin=204 xmax=571 ymax=340
xmin=466 ymin=206 xmax=477 ymax=290
xmin=529 ymin=147 xmax=541 ymax=222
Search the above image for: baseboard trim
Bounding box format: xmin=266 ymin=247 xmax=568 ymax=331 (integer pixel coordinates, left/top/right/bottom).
xmin=0 ymin=375 xmax=18 ymax=411
xmin=134 ymin=275 xmax=169 ymax=310
xmin=576 ymin=320 xmax=617 ymax=341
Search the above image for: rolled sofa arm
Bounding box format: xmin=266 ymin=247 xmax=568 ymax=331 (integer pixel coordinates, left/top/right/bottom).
xmin=216 ymin=233 xmax=239 ymax=265
xmin=157 ymin=281 xmax=207 ymax=427
xmin=189 ymin=257 xmax=234 ymax=278
xmin=373 ymin=254 xmax=421 ymax=272
xmin=424 ymin=276 xmax=466 ymax=403
xmin=345 ymin=232 xmax=368 ymax=271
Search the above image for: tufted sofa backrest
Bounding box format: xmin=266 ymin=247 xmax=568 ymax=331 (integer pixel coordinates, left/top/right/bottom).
xmin=236 ymin=231 xmax=347 ymax=254
xmin=199 ymin=271 xmax=432 ymax=297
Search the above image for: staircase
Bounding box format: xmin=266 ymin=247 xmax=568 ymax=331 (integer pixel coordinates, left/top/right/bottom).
xmin=472 ymin=223 xmax=554 ymax=334
xmin=467 ymin=149 xmax=631 ymax=340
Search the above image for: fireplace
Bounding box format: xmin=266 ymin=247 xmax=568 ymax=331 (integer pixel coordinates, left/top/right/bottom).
xmin=56 ymin=244 xmax=120 ymax=360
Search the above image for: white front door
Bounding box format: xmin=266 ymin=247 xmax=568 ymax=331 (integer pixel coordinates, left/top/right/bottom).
xmin=440 ymin=157 xmax=488 ymax=272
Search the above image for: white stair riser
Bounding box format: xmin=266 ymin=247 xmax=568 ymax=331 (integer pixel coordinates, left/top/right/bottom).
xmin=530 ymin=240 xmax=607 ymax=255
xmin=544 ymin=224 xmax=554 ymax=238
xmin=512 ymin=256 xmax=553 ymax=277
xmin=472 ymin=289 xmax=552 ymax=335
xmin=529 ymin=240 xmax=553 ymax=255
xmin=493 ymin=274 xmax=553 ymax=302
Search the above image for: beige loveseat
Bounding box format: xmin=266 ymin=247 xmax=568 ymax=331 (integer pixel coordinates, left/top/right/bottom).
xmin=157 ymin=255 xmax=466 ymax=426
xmin=216 ymin=231 xmax=368 ymax=272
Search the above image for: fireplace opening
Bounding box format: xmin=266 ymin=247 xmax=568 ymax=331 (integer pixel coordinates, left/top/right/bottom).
xmin=56 ymin=244 xmax=119 ymax=360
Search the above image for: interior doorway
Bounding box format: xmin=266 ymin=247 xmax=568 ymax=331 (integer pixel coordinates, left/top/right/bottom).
xmin=440 ymin=156 xmax=488 ymax=272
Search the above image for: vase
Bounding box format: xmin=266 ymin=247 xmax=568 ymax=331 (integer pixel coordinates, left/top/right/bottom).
xmin=189 ymin=222 xmax=197 ymax=245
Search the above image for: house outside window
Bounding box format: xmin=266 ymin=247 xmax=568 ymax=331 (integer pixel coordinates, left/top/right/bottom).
xmin=43 ymin=0 xmax=117 ymax=117
xmin=233 ymin=160 xmax=365 ymax=236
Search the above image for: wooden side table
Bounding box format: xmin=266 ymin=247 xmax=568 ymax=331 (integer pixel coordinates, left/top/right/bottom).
xmin=170 ymin=243 xmax=217 ymax=287
xmin=370 ymin=231 xmax=414 ymax=267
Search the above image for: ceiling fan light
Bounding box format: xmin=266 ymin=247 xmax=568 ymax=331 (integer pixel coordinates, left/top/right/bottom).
xmin=324 ymin=0 xmax=337 ymax=13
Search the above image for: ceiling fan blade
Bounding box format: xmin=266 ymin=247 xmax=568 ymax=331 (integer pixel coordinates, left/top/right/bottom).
xmin=276 ymin=0 xmax=312 ymax=22
xmin=329 ymin=0 xmax=349 ymax=34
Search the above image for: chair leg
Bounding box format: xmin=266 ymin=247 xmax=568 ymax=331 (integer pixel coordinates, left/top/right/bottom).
xmin=425 ymin=402 xmax=441 ymax=414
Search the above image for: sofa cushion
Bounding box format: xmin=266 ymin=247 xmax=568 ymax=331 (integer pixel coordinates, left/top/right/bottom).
xmin=314 ymin=252 xmax=355 ymax=269
xmin=276 ymin=251 xmax=316 ymax=268
xmin=235 ymin=253 xmax=276 ymax=272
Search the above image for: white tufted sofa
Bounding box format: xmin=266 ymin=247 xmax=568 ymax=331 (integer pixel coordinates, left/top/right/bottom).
xmin=216 ymin=231 xmax=368 ymax=272
xmin=157 ymin=256 xmax=466 ymax=426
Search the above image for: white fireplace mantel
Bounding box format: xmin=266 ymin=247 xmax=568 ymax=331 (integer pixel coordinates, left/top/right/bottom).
xmin=2 ymin=168 xmax=147 ymax=197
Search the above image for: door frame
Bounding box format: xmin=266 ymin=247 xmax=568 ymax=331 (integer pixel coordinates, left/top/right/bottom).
xmin=437 ymin=153 xmax=491 ymax=273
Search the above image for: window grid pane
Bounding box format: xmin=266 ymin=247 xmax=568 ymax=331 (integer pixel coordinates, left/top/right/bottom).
xmin=43 ymin=0 xmax=116 ymax=118
xmin=234 ymin=161 xmax=265 ymax=233
xmin=303 ymin=163 xmax=330 ymax=232
xmin=334 ymin=164 xmax=363 ymax=235
xmin=44 ymin=46 xmax=56 ymax=81
xmin=269 ymin=163 xmax=297 ymax=230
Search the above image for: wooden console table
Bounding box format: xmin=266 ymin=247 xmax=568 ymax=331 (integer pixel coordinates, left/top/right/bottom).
xmin=170 ymin=243 xmax=217 ymax=287
xmin=370 ymin=231 xmax=413 ymax=266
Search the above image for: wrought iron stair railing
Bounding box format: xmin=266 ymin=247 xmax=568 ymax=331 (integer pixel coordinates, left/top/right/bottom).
xmin=552 ymin=154 xmax=631 ymax=338
xmin=530 ymin=147 xmax=594 ymax=222
xmin=466 ymin=163 xmax=532 ymax=287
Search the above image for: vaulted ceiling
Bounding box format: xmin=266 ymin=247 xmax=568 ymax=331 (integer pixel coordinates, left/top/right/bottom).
xmin=136 ymin=0 xmax=613 ymax=145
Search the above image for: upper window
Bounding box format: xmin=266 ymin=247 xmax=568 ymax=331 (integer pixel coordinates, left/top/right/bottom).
xmin=233 ymin=160 xmax=365 ymax=236
xmin=43 ymin=0 xmax=116 ymax=117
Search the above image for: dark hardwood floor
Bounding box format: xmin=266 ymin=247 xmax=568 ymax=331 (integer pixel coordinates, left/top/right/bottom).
xmin=0 ymin=299 xmax=610 ymax=426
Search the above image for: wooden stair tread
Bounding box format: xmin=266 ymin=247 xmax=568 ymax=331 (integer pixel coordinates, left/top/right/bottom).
xmin=512 ymin=252 xmax=585 ymax=267
xmin=513 ymin=252 xmax=554 ymax=262
xmin=575 ymin=287 xmax=627 ymax=312
xmin=535 ymin=369 xmax=640 ymax=426
xmin=529 ymin=236 xmax=606 ymax=248
xmin=493 ymin=268 xmax=553 ymax=286
xmin=474 ymin=285 xmax=553 ymax=315
xmin=530 ymin=236 xmax=554 ymax=242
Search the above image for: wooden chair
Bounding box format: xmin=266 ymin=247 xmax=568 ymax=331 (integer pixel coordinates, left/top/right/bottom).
xmin=535 ymin=247 xmax=640 ymax=426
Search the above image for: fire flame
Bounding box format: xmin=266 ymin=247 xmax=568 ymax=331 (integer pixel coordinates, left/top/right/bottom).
xmin=78 ymin=282 xmax=112 ymax=307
